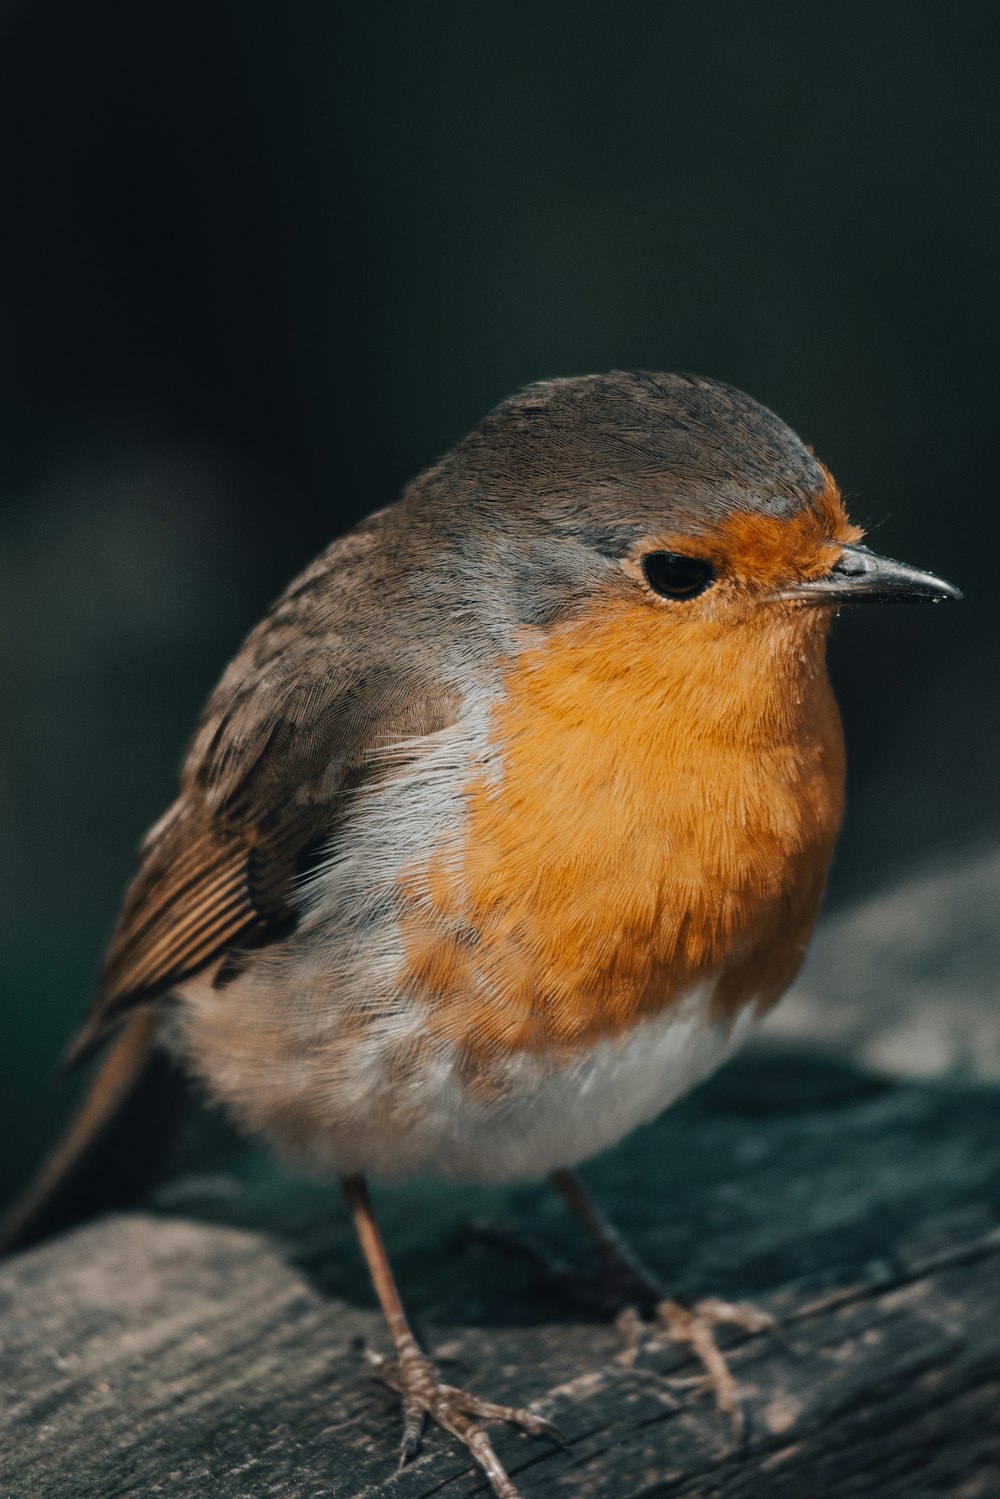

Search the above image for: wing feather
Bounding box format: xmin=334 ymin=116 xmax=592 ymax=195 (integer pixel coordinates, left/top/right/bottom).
xmin=69 ymin=545 xmax=459 ymax=1062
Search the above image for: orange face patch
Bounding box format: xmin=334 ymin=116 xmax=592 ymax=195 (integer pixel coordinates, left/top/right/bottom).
xmin=630 ymin=468 xmax=864 ymax=600
xmin=396 ymin=480 xmax=853 ymax=1061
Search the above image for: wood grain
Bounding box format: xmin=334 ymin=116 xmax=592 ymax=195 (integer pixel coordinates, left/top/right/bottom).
xmin=2 ymin=1053 xmax=998 ymax=1498
xmin=3 ymin=846 xmax=999 ymax=1496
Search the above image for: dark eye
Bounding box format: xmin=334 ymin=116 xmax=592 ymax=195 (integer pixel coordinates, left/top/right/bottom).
xmin=641 ymin=551 xmax=715 ymax=600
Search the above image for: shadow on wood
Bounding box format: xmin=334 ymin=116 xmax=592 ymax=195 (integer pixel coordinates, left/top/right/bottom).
xmin=1 ymin=1048 xmax=998 ymax=1497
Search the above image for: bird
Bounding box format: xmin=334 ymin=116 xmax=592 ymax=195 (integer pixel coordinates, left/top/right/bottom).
xmin=1 ymin=372 xmax=960 ymax=1498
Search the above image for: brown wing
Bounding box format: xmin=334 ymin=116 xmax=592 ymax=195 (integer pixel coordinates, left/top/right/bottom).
xmin=70 ymin=565 xmax=458 ymax=1063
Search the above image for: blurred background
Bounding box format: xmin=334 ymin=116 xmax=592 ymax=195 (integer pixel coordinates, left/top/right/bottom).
xmin=1 ymin=1 xmax=996 ymax=1205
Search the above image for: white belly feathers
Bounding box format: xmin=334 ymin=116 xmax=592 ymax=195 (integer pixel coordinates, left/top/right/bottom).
xmin=170 ymin=705 xmax=754 ymax=1184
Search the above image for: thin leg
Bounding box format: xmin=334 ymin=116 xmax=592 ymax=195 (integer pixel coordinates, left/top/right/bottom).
xmin=342 ymin=1175 xmax=559 ymax=1498
xmin=552 ymin=1168 xmax=665 ymax=1309
xmin=552 ymin=1169 xmax=775 ymax=1438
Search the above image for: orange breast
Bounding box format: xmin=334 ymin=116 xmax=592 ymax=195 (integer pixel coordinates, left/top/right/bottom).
xmin=398 ymin=593 xmax=845 ymax=1061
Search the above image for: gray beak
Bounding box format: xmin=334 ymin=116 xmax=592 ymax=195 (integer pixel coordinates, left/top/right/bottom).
xmin=782 ymin=543 xmax=962 ymax=606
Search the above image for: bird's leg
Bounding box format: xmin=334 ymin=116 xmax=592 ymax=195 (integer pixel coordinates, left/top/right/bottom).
xmin=552 ymin=1168 xmax=666 ymax=1313
xmin=342 ymin=1175 xmax=559 ymax=1499
xmin=552 ymin=1168 xmax=775 ymax=1436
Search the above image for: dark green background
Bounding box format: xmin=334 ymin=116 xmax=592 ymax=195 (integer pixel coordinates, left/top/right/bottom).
xmin=1 ymin=2 xmax=996 ymax=1205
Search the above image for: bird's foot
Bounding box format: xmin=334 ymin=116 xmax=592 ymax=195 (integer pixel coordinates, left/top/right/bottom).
xmin=615 ymin=1295 xmax=777 ymax=1439
xmin=469 ymin=1216 xmax=775 ymax=1439
xmin=366 ymin=1342 xmax=562 ymax=1499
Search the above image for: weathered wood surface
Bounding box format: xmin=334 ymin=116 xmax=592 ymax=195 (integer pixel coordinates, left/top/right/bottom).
xmin=758 ymin=843 xmax=1000 ymax=1082
xmin=2 ymin=849 xmax=999 ymax=1497
xmin=2 ymin=1060 xmax=998 ymax=1498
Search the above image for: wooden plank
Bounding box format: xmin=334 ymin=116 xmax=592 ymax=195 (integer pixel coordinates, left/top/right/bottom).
xmin=2 ymin=1053 xmax=999 ymax=1497
xmin=759 ymin=844 xmax=1000 ymax=1082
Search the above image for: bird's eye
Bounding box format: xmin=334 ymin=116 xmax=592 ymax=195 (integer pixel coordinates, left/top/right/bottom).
xmin=641 ymin=552 xmax=716 ymax=600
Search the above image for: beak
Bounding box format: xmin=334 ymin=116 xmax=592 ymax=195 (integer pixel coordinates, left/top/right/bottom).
xmin=781 ymin=543 xmax=963 ymax=606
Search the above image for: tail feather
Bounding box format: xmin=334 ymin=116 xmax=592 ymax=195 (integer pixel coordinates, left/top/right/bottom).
xmin=0 ymin=1011 xmax=183 ymax=1254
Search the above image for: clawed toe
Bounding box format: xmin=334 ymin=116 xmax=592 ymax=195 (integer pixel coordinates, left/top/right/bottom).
xmin=436 ymin=1385 xmax=564 ymax=1444
xmin=366 ymin=1345 xmax=558 ymax=1499
xmin=651 ymin=1295 xmax=775 ymax=1439
xmin=610 ymin=1294 xmax=775 ymax=1437
xmin=473 ymin=1188 xmax=777 ymax=1444
xmin=693 ymin=1295 xmax=778 ymax=1336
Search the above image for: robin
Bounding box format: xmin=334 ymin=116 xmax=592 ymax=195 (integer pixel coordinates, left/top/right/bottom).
xmin=2 ymin=372 xmax=959 ymax=1497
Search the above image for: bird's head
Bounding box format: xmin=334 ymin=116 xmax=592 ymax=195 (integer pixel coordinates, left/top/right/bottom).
xmin=416 ymin=371 xmax=959 ymax=655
